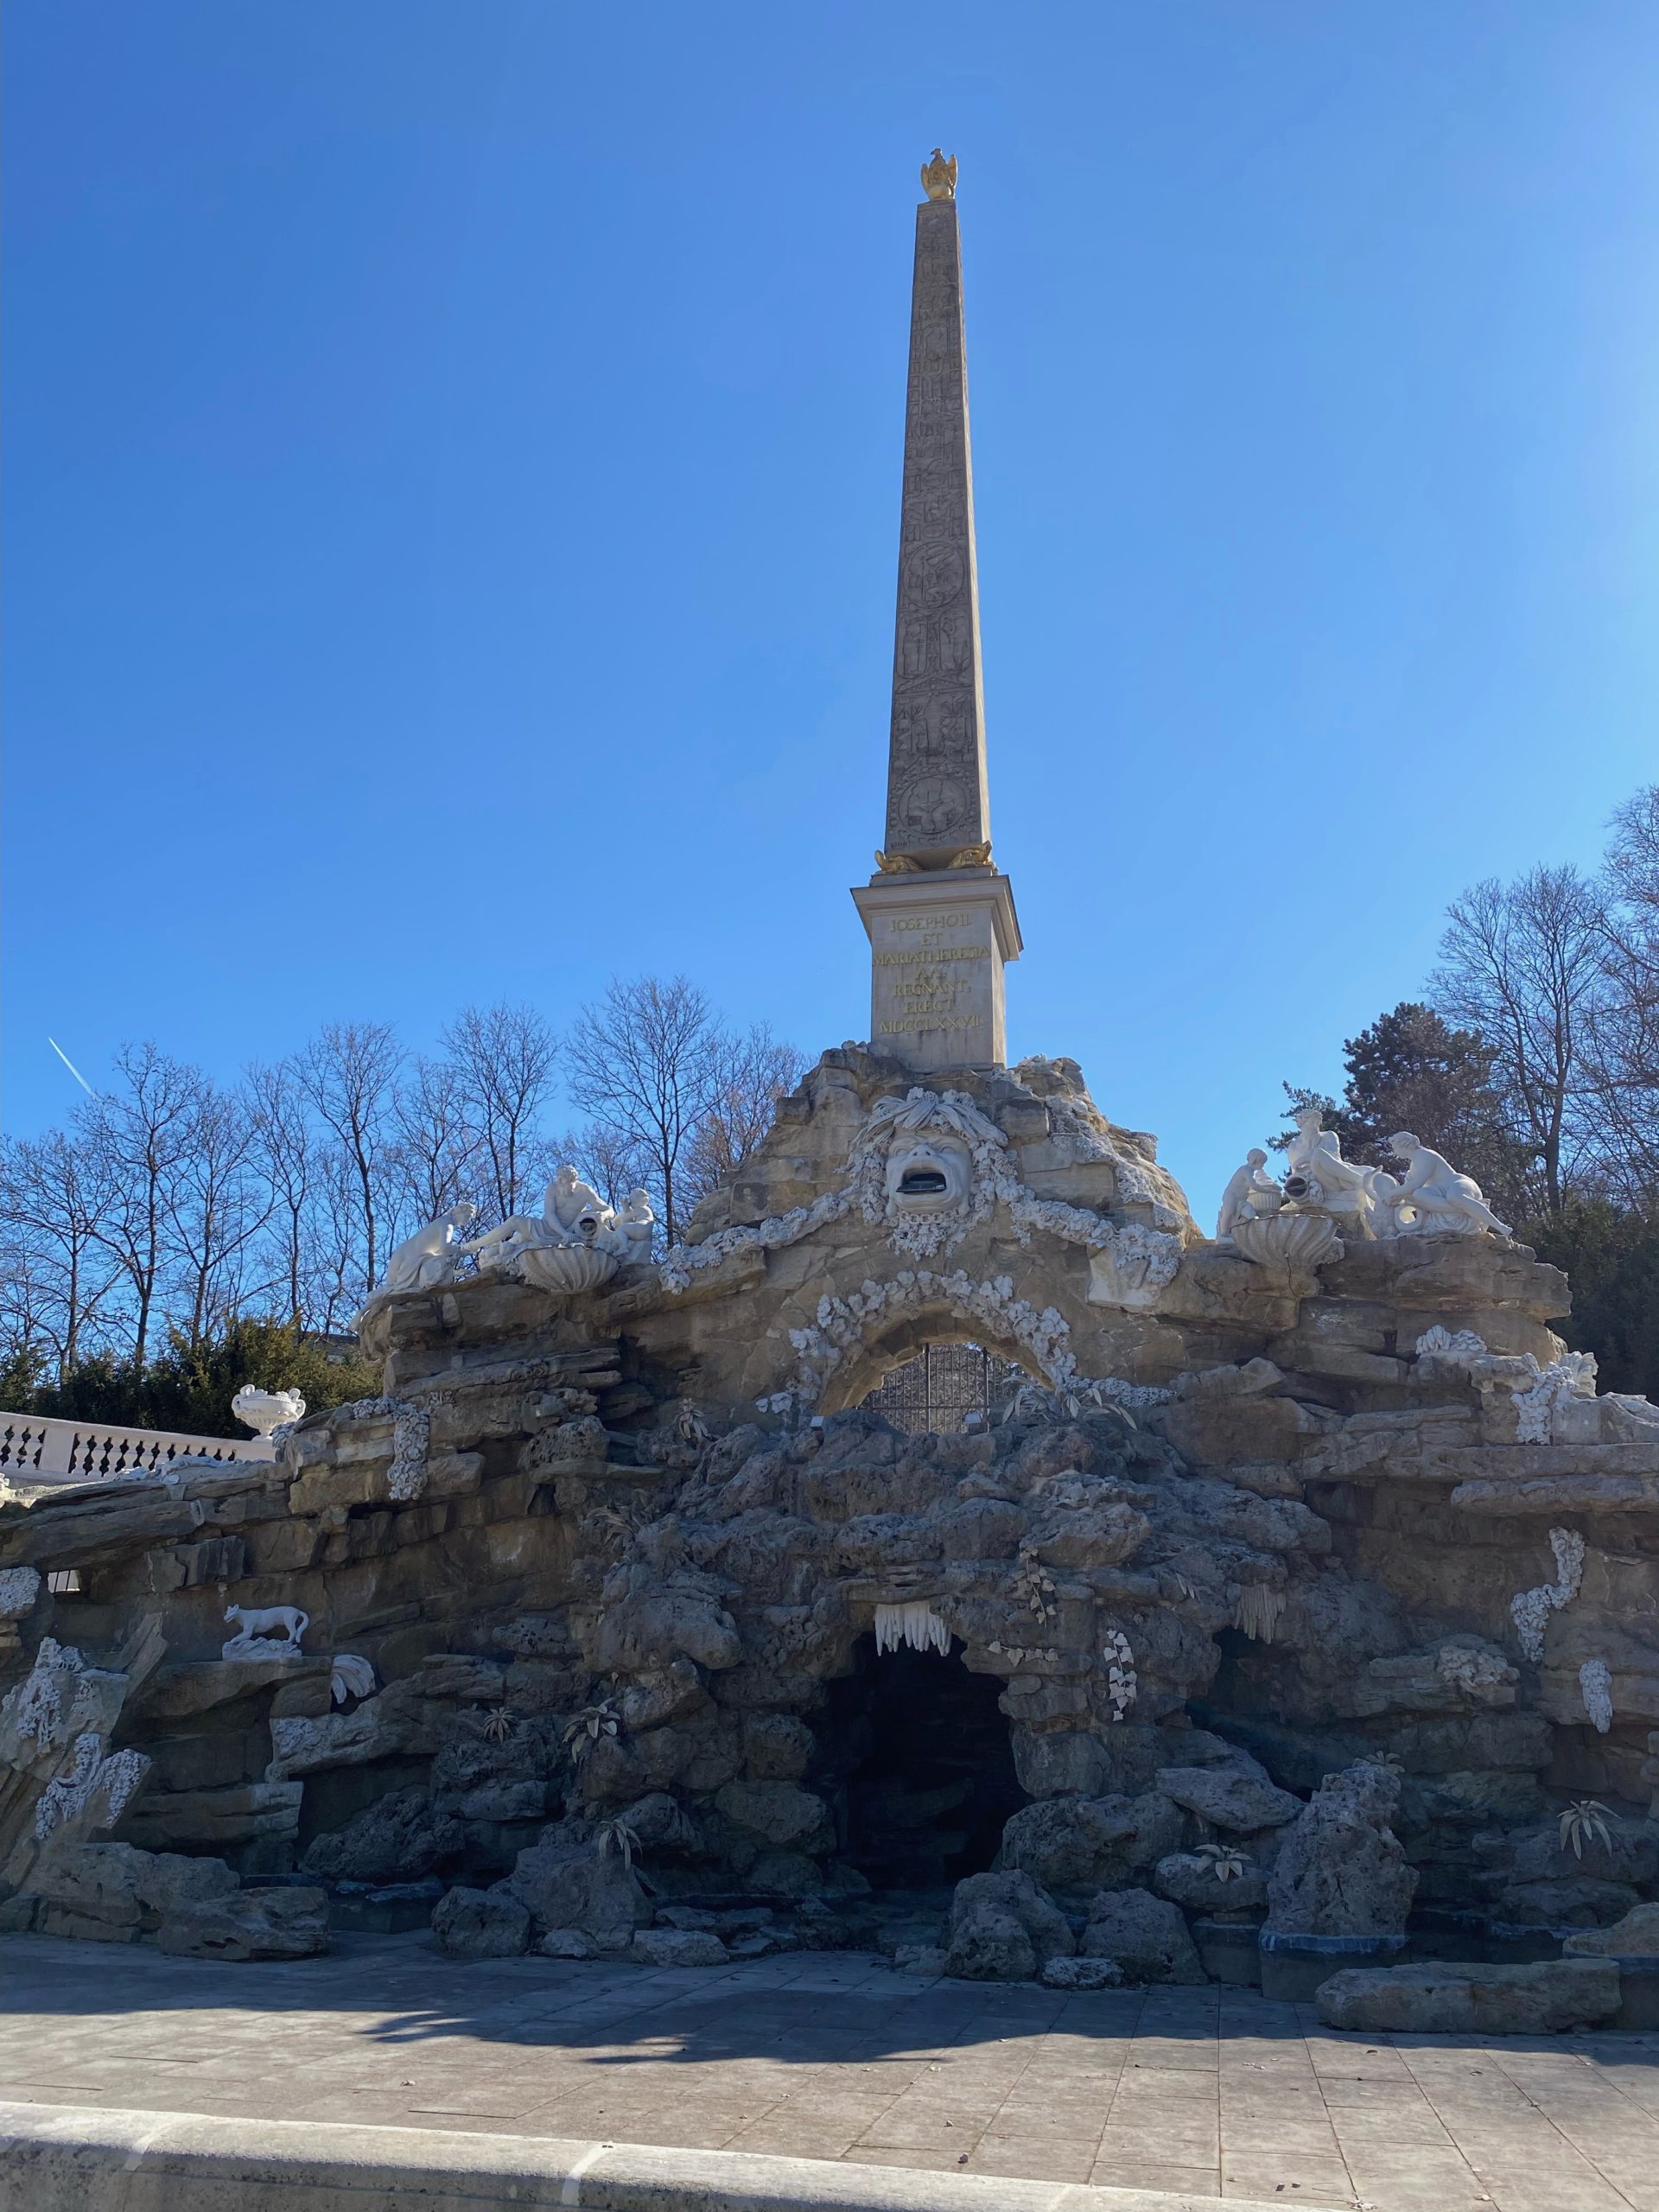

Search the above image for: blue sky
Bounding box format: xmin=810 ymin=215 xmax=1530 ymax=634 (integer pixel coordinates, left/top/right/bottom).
xmin=5 ymin=1 xmax=1656 ymax=1226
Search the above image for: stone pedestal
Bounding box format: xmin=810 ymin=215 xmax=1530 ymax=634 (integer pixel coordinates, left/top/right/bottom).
xmin=852 ymin=866 xmax=1020 ymax=1073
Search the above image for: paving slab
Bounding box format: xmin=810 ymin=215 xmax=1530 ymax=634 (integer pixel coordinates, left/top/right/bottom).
xmin=1 ymin=1931 xmax=1657 ymax=2211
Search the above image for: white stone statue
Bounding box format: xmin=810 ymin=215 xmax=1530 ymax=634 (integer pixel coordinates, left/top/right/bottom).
xmin=462 ymin=1166 xmax=658 ymax=1292
xmin=1285 ymin=1110 xmax=1382 ymax=1230
xmin=470 ymin=1165 xmax=642 ymax=1281
xmin=543 ymin=1165 xmax=607 ymax=1243
xmin=1367 ymin=1165 xmax=1408 ymax=1230
xmin=1385 ymin=1134 xmax=1512 ymax=1238
xmin=222 ymin=1603 xmax=308 ymax=1659
xmin=377 ymin=1202 xmax=480 ymax=1294
xmin=462 ymin=1211 xmax=544 ymax=1272
xmin=1216 ymin=1149 xmax=1281 ymax=1241
xmin=232 ymin=1385 xmax=307 ymax=1439
xmin=601 ymin=1187 xmax=656 ymax=1268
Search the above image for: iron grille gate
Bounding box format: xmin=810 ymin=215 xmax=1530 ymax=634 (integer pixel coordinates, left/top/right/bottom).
xmin=860 ymin=1343 xmax=1024 ymax=1435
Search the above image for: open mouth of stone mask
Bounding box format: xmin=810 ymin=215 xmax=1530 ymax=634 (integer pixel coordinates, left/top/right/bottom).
xmin=899 ymin=1167 xmax=950 ymax=1197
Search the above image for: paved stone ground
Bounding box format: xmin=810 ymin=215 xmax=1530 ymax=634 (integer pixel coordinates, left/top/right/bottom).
xmin=2 ymin=1932 xmax=1657 ymax=2210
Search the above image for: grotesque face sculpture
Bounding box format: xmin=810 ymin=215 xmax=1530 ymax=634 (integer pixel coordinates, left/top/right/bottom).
xmin=885 ymin=1133 xmax=972 ymax=1214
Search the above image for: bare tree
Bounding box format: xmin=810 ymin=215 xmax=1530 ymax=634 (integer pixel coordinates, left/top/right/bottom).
xmin=0 ymin=1243 xmax=57 ymax=1396
xmin=1592 ymin=785 xmax=1659 ymax=1208
xmin=565 ymin=977 xmax=722 ymax=1245
xmin=442 ymin=1003 xmax=558 ymax=1224
xmin=1431 ymin=866 xmax=1608 ymax=1217
xmin=310 ymin=1148 xmax=375 ymax=1336
xmin=248 ymin=1059 xmax=320 ymax=1330
xmin=168 ymin=1082 xmax=266 ymax=1350
xmin=392 ymin=1054 xmax=480 ymax=1227
xmin=682 ymin=1024 xmax=806 ymax=1214
xmin=84 ymin=1044 xmax=209 ymax=1366
xmin=300 ymin=1021 xmax=402 ymax=1300
xmin=0 ymin=1129 xmax=123 ymax=1384
xmin=1 ymin=980 xmax=804 ymax=1394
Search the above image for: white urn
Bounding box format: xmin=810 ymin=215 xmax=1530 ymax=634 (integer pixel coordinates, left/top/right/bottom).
xmin=232 ymin=1385 xmax=307 ymax=1438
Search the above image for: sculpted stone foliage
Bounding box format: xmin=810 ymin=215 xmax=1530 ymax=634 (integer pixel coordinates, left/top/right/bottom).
xmin=1580 ymin=1657 xmax=1614 ymax=1733
xmin=1416 ymin=1327 xmax=1599 ymax=1445
xmin=784 ymin=1268 xmax=1168 ymax=1414
xmin=3 ymin=1637 xmax=88 ymax=1754
xmin=0 ymin=1567 xmax=41 ymax=1623
xmin=34 ymin=1732 xmax=149 ymax=1843
xmin=334 ymin=1394 xmax=441 ymax=1502
xmin=663 ymin=1082 xmax=1184 ymax=1300
xmin=330 ymin=1654 xmax=376 ymax=1706
xmin=1510 ymin=1528 xmax=1586 ymax=1662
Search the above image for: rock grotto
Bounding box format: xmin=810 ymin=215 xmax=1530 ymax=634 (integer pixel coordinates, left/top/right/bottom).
xmin=3 ymin=158 xmax=1656 ymax=2028
xmin=2 ymin=1046 xmax=1657 ymax=2013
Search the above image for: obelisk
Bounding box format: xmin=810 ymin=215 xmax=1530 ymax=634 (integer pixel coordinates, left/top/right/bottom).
xmin=853 ymin=151 xmax=1021 ymax=1073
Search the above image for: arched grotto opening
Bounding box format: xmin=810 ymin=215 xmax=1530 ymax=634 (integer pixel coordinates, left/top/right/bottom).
xmin=815 ymin=1635 xmax=1026 ymax=1891
xmin=821 ymin=1319 xmax=1039 ymax=1423
xmin=858 ymin=1341 xmax=1026 ymax=1434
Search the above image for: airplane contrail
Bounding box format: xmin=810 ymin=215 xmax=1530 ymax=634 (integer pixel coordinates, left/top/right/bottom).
xmin=48 ymin=1038 xmax=95 ymax=1095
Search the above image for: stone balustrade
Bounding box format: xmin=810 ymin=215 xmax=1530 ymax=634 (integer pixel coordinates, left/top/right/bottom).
xmin=0 ymin=1412 xmax=272 ymax=1491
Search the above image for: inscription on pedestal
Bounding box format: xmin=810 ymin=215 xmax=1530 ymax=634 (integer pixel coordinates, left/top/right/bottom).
xmin=855 ymin=875 xmax=1017 ymax=1074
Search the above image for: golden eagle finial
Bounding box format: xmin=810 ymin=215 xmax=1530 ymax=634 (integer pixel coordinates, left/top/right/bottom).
xmin=920 ymin=149 xmax=958 ymax=202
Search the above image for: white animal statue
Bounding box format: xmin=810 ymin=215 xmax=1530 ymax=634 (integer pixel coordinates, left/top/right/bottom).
xmin=377 ymin=1202 xmax=480 ymax=1295
xmin=222 ymin=1603 xmax=308 ymax=1658
xmin=231 ymin=1385 xmax=307 ymax=1439
xmin=1386 ymin=1133 xmax=1512 ymax=1237
xmin=1216 ymin=1148 xmax=1281 ymax=1241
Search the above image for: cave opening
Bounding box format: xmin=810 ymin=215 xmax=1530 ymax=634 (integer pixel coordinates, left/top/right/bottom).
xmin=817 ymin=1635 xmax=1026 ymax=1891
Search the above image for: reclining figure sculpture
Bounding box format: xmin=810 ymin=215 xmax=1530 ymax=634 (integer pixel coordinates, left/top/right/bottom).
xmin=1230 ymin=1113 xmax=1513 ymax=1248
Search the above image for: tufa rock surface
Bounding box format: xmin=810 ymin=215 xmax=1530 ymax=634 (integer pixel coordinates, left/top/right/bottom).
xmin=944 ymin=1871 xmax=1073 ymax=1982
xmin=1266 ymin=1764 xmax=1417 ymax=1939
xmin=1080 ymin=1888 xmax=1207 ymax=1985
xmin=156 ymin=1885 xmax=330 ymax=1961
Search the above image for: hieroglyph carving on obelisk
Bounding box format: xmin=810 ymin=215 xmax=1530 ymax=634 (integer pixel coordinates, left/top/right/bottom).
xmin=883 ymin=168 xmax=989 ymax=868
xmin=853 ymin=156 xmax=1021 ymax=1076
